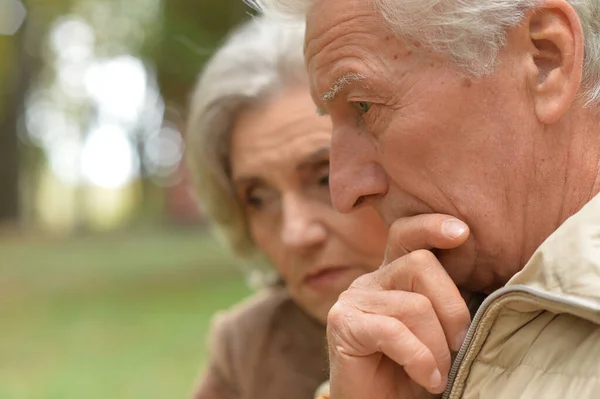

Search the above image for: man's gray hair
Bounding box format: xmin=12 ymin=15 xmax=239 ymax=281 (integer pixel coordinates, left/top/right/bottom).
xmin=254 ymin=0 xmax=600 ymax=106
xmin=187 ymin=15 xmax=306 ymax=281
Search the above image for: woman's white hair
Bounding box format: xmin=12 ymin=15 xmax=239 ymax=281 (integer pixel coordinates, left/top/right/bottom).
xmin=253 ymin=0 xmax=600 ymax=106
xmin=187 ymin=15 xmax=306 ymax=284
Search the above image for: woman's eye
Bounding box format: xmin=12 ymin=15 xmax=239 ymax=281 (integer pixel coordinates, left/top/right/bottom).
xmin=242 ymin=186 xmax=279 ymax=212
xmin=354 ymin=101 xmax=372 ymax=113
xmin=245 ymin=195 xmax=263 ymax=209
xmin=319 ymin=174 xmax=329 ymax=186
xmin=243 ymin=188 xmax=266 ymax=209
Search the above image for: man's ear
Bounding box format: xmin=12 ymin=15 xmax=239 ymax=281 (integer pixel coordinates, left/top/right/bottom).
xmin=524 ymin=0 xmax=584 ymax=124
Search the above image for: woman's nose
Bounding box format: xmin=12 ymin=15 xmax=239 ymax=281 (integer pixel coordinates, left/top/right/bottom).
xmin=280 ymin=195 xmax=327 ymax=249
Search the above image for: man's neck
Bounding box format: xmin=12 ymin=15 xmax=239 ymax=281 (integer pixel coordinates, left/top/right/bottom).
xmin=559 ymin=107 xmax=600 ymax=220
xmin=521 ymin=106 xmax=600 ymax=267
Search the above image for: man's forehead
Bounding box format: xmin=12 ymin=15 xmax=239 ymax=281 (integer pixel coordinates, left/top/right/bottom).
xmin=303 ymin=0 xmax=378 ymax=57
xmin=303 ymin=0 xmax=383 ymax=100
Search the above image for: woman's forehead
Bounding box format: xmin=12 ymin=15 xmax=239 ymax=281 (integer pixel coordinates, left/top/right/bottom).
xmin=230 ymin=86 xmax=332 ymax=179
xmin=230 ymin=129 xmax=331 ymax=183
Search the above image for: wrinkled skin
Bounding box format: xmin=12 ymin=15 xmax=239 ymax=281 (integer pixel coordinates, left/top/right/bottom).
xmin=230 ymin=85 xmax=388 ymax=323
xmin=302 ymin=0 xmax=600 ymax=396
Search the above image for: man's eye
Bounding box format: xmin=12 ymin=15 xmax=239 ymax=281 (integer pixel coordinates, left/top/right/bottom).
xmin=354 ymin=101 xmax=372 ymax=113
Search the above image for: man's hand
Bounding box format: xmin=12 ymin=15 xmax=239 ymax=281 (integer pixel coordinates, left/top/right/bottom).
xmin=327 ymin=214 xmax=472 ymax=399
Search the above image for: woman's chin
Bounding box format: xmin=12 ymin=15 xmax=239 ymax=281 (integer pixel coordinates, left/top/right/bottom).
xmin=297 ymin=267 xmax=363 ymax=322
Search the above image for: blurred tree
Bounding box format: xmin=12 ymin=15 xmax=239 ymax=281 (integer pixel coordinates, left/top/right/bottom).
xmin=0 ymin=26 xmax=29 ymax=224
xmin=151 ymin=0 xmax=251 ymax=113
xmin=0 ymin=0 xmax=75 ymax=227
xmin=140 ymin=0 xmax=251 ymax=225
xmin=0 ymin=0 xmax=254 ymax=230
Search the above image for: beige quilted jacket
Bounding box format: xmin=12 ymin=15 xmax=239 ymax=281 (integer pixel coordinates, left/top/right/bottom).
xmin=444 ymin=194 xmax=600 ymax=398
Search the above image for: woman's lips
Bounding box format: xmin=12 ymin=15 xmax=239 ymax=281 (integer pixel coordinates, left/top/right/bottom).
xmin=304 ymin=266 xmax=353 ymax=290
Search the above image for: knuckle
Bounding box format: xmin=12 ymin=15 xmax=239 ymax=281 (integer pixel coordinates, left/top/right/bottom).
xmin=326 ymin=302 xmax=369 ymax=356
xmin=407 ymin=293 xmax=433 ymax=316
xmin=437 ymin=346 xmax=453 ymax=370
xmin=447 ymin=302 xmax=472 ymax=325
xmin=407 ymin=249 xmax=437 ymax=266
xmin=348 ymin=272 xmax=372 ymax=289
xmin=327 ymin=301 xmax=353 ymax=328
xmin=402 ymin=250 xmax=438 ymax=286
xmin=335 ymin=289 xmax=356 ymax=306
xmin=407 ymin=343 xmax=433 ymax=367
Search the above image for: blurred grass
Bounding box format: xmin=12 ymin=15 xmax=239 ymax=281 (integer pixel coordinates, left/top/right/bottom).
xmin=0 ymin=228 xmax=252 ymax=399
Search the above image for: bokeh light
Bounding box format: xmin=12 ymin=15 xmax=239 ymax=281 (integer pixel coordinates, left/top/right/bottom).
xmin=143 ymin=123 xmax=184 ymax=186
xmin=81 ymin=124 xmax=140 ymax=188
xmin=25 ymin=12 xmax=169 ymax=193
xmin=84 ymin=56 xmax=148 ymax=125
xmin=50 ymin=16 xmax=95 ymax=62
xmin=0 ymin=0 xmax=27 ymax=36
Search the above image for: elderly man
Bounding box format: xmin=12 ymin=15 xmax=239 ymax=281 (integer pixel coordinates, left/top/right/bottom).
xmin=254 ymin=0 xmax=600 ymax=398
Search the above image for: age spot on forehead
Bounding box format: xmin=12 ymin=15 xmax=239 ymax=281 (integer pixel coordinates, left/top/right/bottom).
xmin=463 ymin=79 xmax=473 ymax=88
xmin=393 ymin=50 xmax=412 ymax=61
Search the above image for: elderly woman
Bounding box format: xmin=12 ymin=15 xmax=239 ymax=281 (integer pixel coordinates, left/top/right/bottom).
xmin=186 ymin=15 xmax=389 ymax=399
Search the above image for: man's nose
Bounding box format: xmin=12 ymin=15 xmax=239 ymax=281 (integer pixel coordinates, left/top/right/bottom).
xmin=281 ymin=194 xmax=327 ymax=249
xmin=329 ymin=128 xmax=388 ymax=213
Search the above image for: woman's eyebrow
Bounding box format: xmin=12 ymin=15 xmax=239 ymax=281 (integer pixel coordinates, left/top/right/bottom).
xmin=297 ymin=147 xmax=330 ymax=171
xmin=232 ymin=176 xmax=262 ymax=188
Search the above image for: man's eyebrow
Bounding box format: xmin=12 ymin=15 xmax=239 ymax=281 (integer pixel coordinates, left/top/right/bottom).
xmin=316 ymin=72 xmax=366 ymax=115
xmin=322 ymin=72 xmax=366 ymax=104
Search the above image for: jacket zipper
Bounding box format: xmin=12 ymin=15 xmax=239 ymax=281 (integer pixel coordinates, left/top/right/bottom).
xmin=441 ymin=285 xmax=600 ymax=399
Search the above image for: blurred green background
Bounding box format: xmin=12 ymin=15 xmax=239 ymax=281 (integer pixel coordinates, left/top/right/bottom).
xmin=0 ymin=0 xmax=255 ymax=397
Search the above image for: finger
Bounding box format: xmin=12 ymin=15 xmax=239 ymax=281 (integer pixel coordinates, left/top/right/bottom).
xmin=342 ymin=289 xmax=452 ymax=378
xmin=328 ymin=312 xmax=446 ymax=394
xmin=394 ymin=250 xmax=471 ymax=351
xmin=383 ymin=214 xmax=469 ymax=264
xmin=353 ymin=250 xmax=471 ymax=351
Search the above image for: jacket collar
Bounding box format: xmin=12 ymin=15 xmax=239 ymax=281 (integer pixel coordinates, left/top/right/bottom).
xmin=508 ymin=193 xmax=600 ymax=303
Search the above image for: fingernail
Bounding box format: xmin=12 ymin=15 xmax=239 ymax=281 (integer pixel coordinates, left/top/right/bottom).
xmin=429 ymin=368 xmax=442 ymax=389
xmin=442 ymin=219 xmax=467 ymax=239
xmin=453 ymin=328 xmax=469 ymax=352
